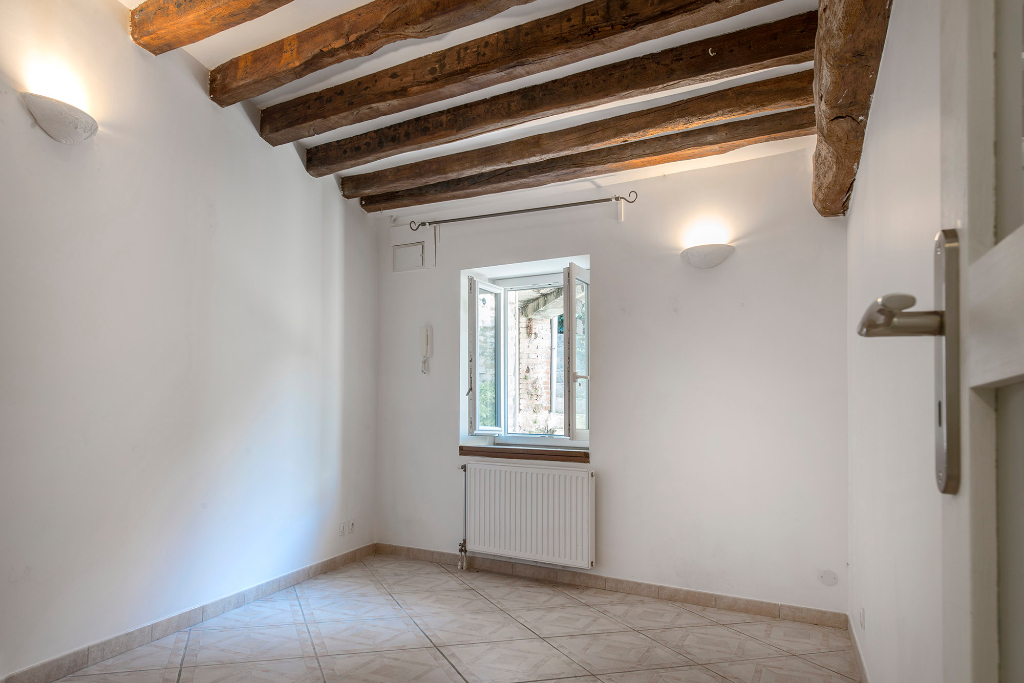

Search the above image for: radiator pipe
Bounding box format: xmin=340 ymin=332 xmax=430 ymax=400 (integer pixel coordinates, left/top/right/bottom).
xmin=459 ymin=464 xmax=468 ymax=570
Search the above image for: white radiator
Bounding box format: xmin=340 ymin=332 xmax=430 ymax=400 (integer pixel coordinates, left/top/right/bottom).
xmin=464 ymin=462 xmax=595 ymax=569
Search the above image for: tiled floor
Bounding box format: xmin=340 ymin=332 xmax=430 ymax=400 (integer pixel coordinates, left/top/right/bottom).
xmin=61 ymin=556 xmax=859 ymax=683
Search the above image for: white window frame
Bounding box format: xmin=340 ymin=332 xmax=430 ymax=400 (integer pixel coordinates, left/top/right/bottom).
xmin=467 ymin=276 xmax=503 ymax=435
xmin=563 ymin=262 xmax=590 ymax=442
xmin=467 ymin=265 xmax=590 ymax=444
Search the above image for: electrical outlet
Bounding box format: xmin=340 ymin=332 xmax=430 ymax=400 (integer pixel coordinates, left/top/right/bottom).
xmin=859 ymin=607 xmax=865 ymax=630
xmin=349 ymin=521 xmax=356 ymax=534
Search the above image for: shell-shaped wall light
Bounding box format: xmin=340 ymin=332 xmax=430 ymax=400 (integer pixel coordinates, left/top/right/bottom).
xmin=21 ymin=93 xmax=98 ymax=144
xmin=681 ymin=243 xmax=735 ymax=269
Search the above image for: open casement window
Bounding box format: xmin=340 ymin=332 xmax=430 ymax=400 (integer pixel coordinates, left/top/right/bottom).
xmin=467 ymin=278 xmax=503 ymax=434
xmin=467 ymin=262 xmax=590 ymax=442
xmin=563 ymin=263 xmax=590 ymax=441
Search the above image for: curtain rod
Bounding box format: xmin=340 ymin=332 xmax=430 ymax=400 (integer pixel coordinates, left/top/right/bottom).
xmin=408 ymin=191 xmax=637 ymax=231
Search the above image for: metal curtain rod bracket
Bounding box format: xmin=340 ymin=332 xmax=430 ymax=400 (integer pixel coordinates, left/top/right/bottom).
xmin=408 ymin=191 xmax=637 ymax=231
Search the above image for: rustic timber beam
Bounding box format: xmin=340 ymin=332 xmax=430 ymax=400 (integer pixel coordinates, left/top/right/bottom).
xmin=811 ymin=0 xmax=892 ymax=216
xmin=306 ymin=11 xmax=818 ymax=172
xmin=130 ymin=0 xmax=295 ymax=56
xmin=358 ymin=106 xmax=817 ymax=212
xmin=341 ymin=71 xmax=813 ymax=195
xmin=259 ymin=0 xmax=789 ymax=144
xmin=210 ymin=0 xmax=536 ymax=107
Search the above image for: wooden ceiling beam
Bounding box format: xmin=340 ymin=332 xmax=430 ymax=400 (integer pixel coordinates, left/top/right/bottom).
xmin=131 ymin=0 xmax=295 ymax=55
xmin=305 ymin=11 xmax=818 ymax=174
xmin=210 ymin=0 xmax=536 ymax=107
xmin=358 ymin=106 xmax=817 ymax=212
xmin=811 ymin=0 xmax=892 ymax=216
xmin=340 ymin=71 xmax=813 ymax=196
xmin=260 ymin=0 xmax=789 ymax=145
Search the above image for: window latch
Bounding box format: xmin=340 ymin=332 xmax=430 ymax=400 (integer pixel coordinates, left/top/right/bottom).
xmin=573 ymin=373 xmax=590 ymax=382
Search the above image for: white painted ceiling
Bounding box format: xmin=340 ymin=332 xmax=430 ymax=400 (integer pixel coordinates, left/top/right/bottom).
xmin=114 ymin=0 xmax=817 ymax=211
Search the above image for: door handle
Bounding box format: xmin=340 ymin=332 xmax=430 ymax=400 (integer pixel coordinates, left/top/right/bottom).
xmin=855 ymin=230 xmax=960 ymax=494
xmin=857 ymin=293 xmax=943 ymax=337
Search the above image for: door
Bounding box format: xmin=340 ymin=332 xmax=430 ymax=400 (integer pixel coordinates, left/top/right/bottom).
xmin=991 ymin=1 xmax=1024 ymax=680
xmin=940 ymin=0 xmax=1024 ymax=680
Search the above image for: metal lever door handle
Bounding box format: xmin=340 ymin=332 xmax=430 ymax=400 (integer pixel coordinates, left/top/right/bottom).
xmin=853 ymin=230 xmax=960 ymax=495
xmin=857 ymin=293 xmax=943 ymax=337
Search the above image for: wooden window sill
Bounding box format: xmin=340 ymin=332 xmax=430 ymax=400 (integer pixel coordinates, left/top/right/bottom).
xmin=459 ymin=445 xmax=590 ymax=463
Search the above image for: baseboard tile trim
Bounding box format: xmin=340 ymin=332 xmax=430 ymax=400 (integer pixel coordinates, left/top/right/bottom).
xmin=1 ymin=543 xmax=376 ymax=683
xmin=379 ymin=543 xmax=847 ymax=631
xmin=849 ymin=619 xmax=871 ymax=682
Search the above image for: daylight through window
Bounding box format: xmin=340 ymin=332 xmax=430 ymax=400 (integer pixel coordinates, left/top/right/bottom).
xmin=468 ymin=262 xmax=590 ymax=441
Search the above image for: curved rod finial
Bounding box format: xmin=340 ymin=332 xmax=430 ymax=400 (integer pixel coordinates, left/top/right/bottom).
xmin=615 ymin=191 xmax=638 ymax=204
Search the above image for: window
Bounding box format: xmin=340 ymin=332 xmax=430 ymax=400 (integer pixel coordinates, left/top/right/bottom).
xmin=468 ymin=262 xmax=590 ymax=442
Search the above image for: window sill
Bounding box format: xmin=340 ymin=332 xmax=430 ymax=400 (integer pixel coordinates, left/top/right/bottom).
xmin=459 ymin=444 xmax=590 ymax=463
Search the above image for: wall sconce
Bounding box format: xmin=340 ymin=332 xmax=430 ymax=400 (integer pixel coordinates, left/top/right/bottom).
xmin=681 ymin=243 xmax=735 ymax=268
xmin=21 ymin=93 xmax=97 ymax=144
xmin=680 ymin=219 xmax=734 ymax=268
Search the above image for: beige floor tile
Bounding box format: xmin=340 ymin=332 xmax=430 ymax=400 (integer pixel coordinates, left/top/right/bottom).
xmin=706 ymin=656 xmax=854 ymax=682
xmin=456 ymin=572 xmax=553 ymax=590
xmin=440 ymin=639 xmax=591 ymax=683
xmin=412 ymin=611 xmax=539 ymax=646
xmin=302 ymin=569 xmax=379 ymax=587
xmin=308 ymin=617 xmax=432 ymax=655
xmin=178 ymin=658 xmax=323 ymax=683
xmin=547 ymin=632 xmax=695 ymax=675
xmin=556 ymin=587 xmax=660 ymax=606
xmin=298 ymin=593 xmax=404 ymax=622
xmin=802 ymin=651 xmax=862 ymax=681
xmin=675 ymin=607 xmax=776 ymax=626
xmin=393 ymin=589 xmax=500 ymax=615
xmin=65 ymin=670 xmax=181 ymax=683
xmin=182 ymin=624 xmax=315 ymax=666
xmin=301 ymin=570 xmax=381 ymax=591
xmin=295 ymin=580 xmax=390 ymax=600
xmin=75 ymin=633 xmax=188 ymax=675
xmin=477 ymin=584 xmax=583 ymax=610
xmin=596 ymin=603 xmax=715 ymax=630
xmin=507 ymin=606 xmax=631 ymax=637
xmin=363 ymin=560 xmax=449 ymax=576
xmin=642 ymin=626 xmax=787 ymax=665
xmin=319 ymin=647 xmax=463 ymax=683
xmin=315 ymin=566 xmax=377 ymax=579
xmin=195 ymin=596 xmax=305 ymax=631
xmin=261 ymin=589 xmax=302 ymax=601
xmin=728 ymin=622 xmax=851 ymax=655
xmin=597 ymin=667 xmax=728 ymax=682
xmin=378 ymin=573 xmax=469 ymax=593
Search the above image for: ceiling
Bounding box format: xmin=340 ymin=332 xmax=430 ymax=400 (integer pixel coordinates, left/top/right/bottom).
xmin=114 ymin=0 xmax=820 ymax=214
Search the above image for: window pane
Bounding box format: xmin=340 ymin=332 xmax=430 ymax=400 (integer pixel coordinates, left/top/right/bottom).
xmin=476 ymin=289 xmax=498 ymax=428
xmin=509 ymin=286 xmax=564 ymax=435
xmin=574 ymin=278 xmax=589 ymax=431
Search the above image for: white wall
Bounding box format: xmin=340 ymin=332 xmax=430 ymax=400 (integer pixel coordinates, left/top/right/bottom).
xmin=375 ymin=148 xmax=849 ymax=613
xmin=0 ymin=0 xmax=377 ymax=677
xmin=843 ymin=0 xmax=945 ymax=680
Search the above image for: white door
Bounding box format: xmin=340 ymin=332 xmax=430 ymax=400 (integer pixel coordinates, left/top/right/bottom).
xmin=939 ymin=0 xmax=1024 ymax=680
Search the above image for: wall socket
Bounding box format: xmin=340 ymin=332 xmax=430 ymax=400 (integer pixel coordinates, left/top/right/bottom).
xmin=858 ymin=607 xmax=865 ymax=630
xmin=339 ymin=520 xmax=355 ymax=537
